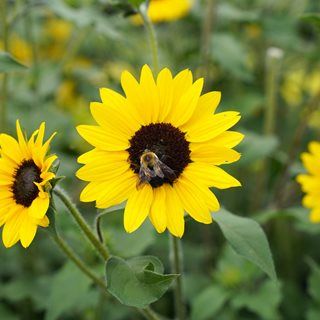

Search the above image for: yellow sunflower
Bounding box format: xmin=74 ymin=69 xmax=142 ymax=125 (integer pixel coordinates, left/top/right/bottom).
xmin=0 ymin=121 xmax=57 ymax=248
xmin=297 ymin=141 xmax=320 ymax=223
xmin=76 ymin=65 xmax=243 ymax=237
xmin=134 ymin=0 xmax=192 ymax=23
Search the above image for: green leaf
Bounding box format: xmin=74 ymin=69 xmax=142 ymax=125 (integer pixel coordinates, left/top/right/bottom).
xmin=45 ymin=262 xmax=92 ymax=320
xmin=106 ymin=256 xmax=178 ymax=308
xmin=214 ymin=209 xmax=277 ymax=281
xmin=301 ymin=13 xmax=320 ymax=29
xmin=308 ymin=259 xmax=320 ymax=304
xmin=191 ymin=286 xmax=230 ymax=320
xmin=0 ymin=52 xmax=27 ymax=73
xmin=231 ymin=280 xmax=282 ymax=319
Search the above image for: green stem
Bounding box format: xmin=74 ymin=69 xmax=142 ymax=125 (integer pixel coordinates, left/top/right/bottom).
xmin=139 ymin=3 xmax=159 ymax=73
xmin=51 ymin=231 xmax=160 ymax=320
xmin=51 ymin=231 xmax=107 ymax=290
xmin=1 ymin=0 xmax=9 ymax=131
xmin=170 ymin=235 xmax=185 ymax=320
xmin=53 ymin=187 xmax=110 ymax=261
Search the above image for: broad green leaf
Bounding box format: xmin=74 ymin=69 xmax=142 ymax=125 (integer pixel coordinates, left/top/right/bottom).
xmin=0 ymin=52 xmax=27 ymax=73
xmin=191 ymin=286 xmax=230 ymax=320
xmin=45 ymin=262 xmax=93 ymax=320
xmin=231 ymin=280 xmax=282 ymax=319
xmin=128 ymin=0 xmax=145 ymax=8
xmin=106 ymin=256 xmax=178 ymax=308
xmin=214 ymin=209 xmax=277 ymax=281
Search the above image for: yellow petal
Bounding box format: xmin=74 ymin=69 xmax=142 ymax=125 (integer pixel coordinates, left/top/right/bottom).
xmin=310 ymin=209 xmax=320 ymax=223
xmin=90 ymin=101 xmax=138 ymax=137
xmin=174 ymin=176 xmax=218 ymax=224
xmin=207 ymin=131 xmax=244 ymax=148
xmin=140 ymin=65 xmax=160 ymax=123
xmin=171 ymin=69 xmax=193 ymax=108
xmin=149 ymin=186 xmax=167 ymax=233
xmin=2 ymin=207 xmax=24 ymax=248
xmin=95 ymin=171 xmax=137 ymax=208
xmin=124 ymin=184 xmax=153 ymax=233
xmin=20 ymin=214 xmax=37 ymax=248
xmin=78 ymin=149 xmax=128 ymax=164
xmin=157 ymin=68 xmax=173 ymax=122
xmin=28 ymin=195 xmax=50 ymax=219
xmin=301 ymin=152 xmax=320 ymax=176
xmin=309 ymin=141 xmax=320 ymax=158
xmin=186 ymin=112 xmax=241 ymax=142
xmin=181 ymin=91 xmax=221 ymax=130
xmin=166 ymin=78 xmax=204 ymax=127
xmin=184 ymin=162 xmax=241 ymax=189
xmin=76 ymin=125 xmax=129 ymax=151
xmin=190 ymin=144 xmax=241 ymax=165
xmin=0 ymin=134 xmax=24 ymax=164
xmin=164 ymin=184 xmax=185 ymax=238
xmin=76 ymin=160 xmax=130 ymax=182
xmin=121 ymin=69 xmax=150 ymax=125
xmin=16 ymin=120 xmax=30 ymax=158
xmin=80 ymin=181 xmax=110 ymax=202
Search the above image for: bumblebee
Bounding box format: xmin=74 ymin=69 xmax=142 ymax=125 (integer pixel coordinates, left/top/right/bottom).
xmin=137 ymin=149 xmax=176 ymax=188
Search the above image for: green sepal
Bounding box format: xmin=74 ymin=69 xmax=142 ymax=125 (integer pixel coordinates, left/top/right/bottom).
xmin=106 ymin=255 xmax=178 ymax=308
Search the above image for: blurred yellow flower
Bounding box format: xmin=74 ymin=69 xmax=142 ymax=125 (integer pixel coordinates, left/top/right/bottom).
xmin=76 ymin=65 xmax=243 ymax=237
xmin=0 ymin=34 xmax=32 ymax=65
xmin=297 ymin=142 xmax=320 ymax=223
xmin=134 ymin=0 xmax=192 ymax=23
xmin=0 ymin=121 xmax=57 ymax=248
xmin=281 ymin=68 xmax=320 ymax=107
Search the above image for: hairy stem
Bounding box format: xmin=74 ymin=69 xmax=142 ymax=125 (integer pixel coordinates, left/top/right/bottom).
xmin=53 ymin=187 xmax=110 ymax=261
xmin=170 ymin=235 xmax=185 ymax=320
xmin=139 ymin=3 xmax=159 ymax=73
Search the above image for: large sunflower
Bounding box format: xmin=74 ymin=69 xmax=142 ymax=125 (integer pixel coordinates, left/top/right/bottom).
xmin=297 ymin=141 xmax=320 ymax=223
xmin=77 ymin=65 xmax=243 ymax=237
xmin=134 ymin=0 xmax=192 ymax=23
xmin=0 ymin=121 xmax=56 ymax=248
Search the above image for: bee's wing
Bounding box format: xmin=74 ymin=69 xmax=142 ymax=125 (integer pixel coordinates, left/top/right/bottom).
xmin=157 ymin=161 xmax=176 ymax=180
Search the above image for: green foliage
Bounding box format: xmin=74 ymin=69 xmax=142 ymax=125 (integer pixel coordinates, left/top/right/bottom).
xmin=0 ymin=52 xmax=27 ymax=73
xmin=214 ymin=210 xmax=277 ymax=281
xmin=106 ymin=255 xmax=178 ymax=308
xmin=45 ymin=262 xmax=95 ymax=320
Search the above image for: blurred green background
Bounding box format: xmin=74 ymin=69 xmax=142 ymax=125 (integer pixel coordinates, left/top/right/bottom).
xmin=1 ymin=0 xmax=320 ymax=319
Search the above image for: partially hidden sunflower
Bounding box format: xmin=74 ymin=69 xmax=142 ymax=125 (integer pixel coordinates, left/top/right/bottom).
xmin=134 ymin=0 xmax=192 ymax=23
xmin=0 ymin=121 xmax=56 ymax=248
xmin=76 ymin=65 xmax=243 ymax=237
xmin=296 ymin=141 xmax=320 ymax=223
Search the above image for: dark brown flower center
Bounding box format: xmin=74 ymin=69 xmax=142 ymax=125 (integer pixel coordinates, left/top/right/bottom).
xmin=128 ymin=123 xmax=191 ymax=188
xmin=12 ymin=160 xmax=42 ymax=207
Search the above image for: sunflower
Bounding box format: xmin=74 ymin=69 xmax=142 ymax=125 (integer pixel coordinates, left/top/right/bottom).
xmin=296 ymin=142 xmax=320 ymax=223
xmin=0 ymin=121 xmax=56 ymax=248
xmin=76 ymin=65 xmax=243 ymax=237
xmin=134 ymin=0 xmax=192 ymax=23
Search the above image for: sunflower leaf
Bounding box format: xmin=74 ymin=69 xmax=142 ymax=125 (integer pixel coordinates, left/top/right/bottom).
xmin=106 ymin=256 xmax=178 ymax=308
xmin=214 ymin=209 xmax=277 ymax=281
xmin=0 ymin=52 xmax=27 ymax=73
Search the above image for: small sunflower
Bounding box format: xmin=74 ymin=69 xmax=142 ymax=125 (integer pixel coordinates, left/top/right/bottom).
xmin=77 ymin=65 xmax=243 ymax=237
xmin=0 ymin=121 xmax=57 ymax=248
xmin=297 ymin=142 xmax=320 ymax=223
xmin=135 ymin=0 xmax=192 ymax=23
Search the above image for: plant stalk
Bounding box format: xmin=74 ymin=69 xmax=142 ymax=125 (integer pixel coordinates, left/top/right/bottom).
xmin=139 ymin=3 xmax=159 ymax=73
xmin=1 ymin=0 xmax=9 ymax=131
xmin=170 ymin=235 xmax=185 ymax=320
xmin=51 ymin=231 xmax=159 ymax=320
xmin=53 ymin=187 xmax=110 ymax=261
